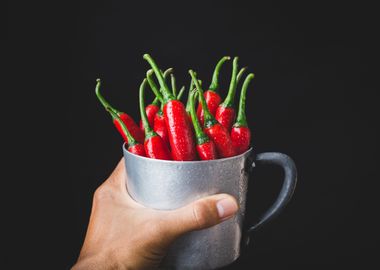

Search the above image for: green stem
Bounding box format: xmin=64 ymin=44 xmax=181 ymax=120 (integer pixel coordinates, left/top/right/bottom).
xmin=95 ymin=78 xmax=120 ymax=114
xmin=152 ymin=97 xmax=160 ymax=106
xmin=139 ymin=79 xmax=155 ymax=138
xmin=145 ymin=68 xmax=172 ymax=106
xmin=146 ymin=70 xmax=164 ymax=103
xmin=237 ymin=67 xmax=247 ymax=83
xmin=108 ymin=109 xmax=137 ymax=146
xmin=221 ymin=56 xmax=239 ymax=108
xmin=143 ymin=54 xmax=175 ymax=102
xmin=189 ymin=70 xmax=217 ymax=128
xmin=163 ymin=68 xmax=173 ymax=80
xmin=186 ymin=80 xmax=202 ymax=113
xmin=186 ymin=72 xmax=196 ymax=113
xmin=189 ymin=89 xmax=209 ymax=145
xmin=171 ymin=74 xmax=177 ymax=97
xmin=235 ymin=73 xmax=255 ymax=127
xmin=208 ymin=56 xmax=231 ymax=91
xmin=177 ymin=86 xmax=185 ymax=100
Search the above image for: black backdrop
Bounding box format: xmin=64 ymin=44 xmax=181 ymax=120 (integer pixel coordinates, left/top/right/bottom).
xmin=6 ymin=0 xmax=379 ymax=269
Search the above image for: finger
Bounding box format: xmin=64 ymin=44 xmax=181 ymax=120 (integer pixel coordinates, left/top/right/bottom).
xmin=161 ymin=194 xmax=239 ymax=239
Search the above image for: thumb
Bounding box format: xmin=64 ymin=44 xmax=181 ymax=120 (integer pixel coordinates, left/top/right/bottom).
xmin=163 ymin=194 xmax=239 ymax=239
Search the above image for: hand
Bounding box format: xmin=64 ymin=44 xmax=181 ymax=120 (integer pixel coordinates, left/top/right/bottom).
xmin=72 ymin=158 xmax=239 ymax=270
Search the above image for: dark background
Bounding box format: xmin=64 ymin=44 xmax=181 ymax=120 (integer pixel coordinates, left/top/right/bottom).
xmin=6 ymin=0 xmax=379 ymax=269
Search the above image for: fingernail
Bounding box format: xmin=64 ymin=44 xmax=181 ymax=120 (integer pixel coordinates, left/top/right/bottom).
xmin=216 ymin=198 xmax=238 ymax=219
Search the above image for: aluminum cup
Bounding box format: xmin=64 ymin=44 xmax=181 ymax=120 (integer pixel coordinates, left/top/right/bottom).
xmin=123 ymin=145 xmax=297 ymax=269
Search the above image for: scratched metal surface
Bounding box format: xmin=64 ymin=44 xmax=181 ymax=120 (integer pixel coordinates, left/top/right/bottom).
xmin=123 ymin=145 xmax=253 ymax=269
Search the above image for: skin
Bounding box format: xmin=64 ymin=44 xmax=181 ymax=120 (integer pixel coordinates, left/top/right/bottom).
xmin=231 ymin=126 xmax=251 ymax=154
xmin=163 ymin=100 xmax=196 ymax=161
xmin=197 ymin=90 xmax=222 ymax=125
xmin=114 ymin=113 xmax=145 ymax=144
xmin=72 ymin=158 xmax=239 ymax=270
xmin=153 ymin=112 xmax=170 ymax=147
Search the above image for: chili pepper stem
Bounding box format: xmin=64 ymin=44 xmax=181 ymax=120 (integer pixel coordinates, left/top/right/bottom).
xmin=177 ymin=86 xmax=185 ymax=101
xmin=235 ymin=73 xmax=255 ymax=127
xmin=152 ymin=97 xmax=160 ymax=106
xmin=171 ymin=74 xmax=177 ymax=97
xmin=189 ymin=70 xmax=217 ymax=128
xmin=237 ymin=67 xmax=247 ymax=83
xmin=146 ymin=67 xmax=174 ymax=104
xmin=139 ymin=79 xmax=156 ymax=139
xmin=95 ymin=78 xmax=119 ymax=114
xmin=208 ymin=56 xmax=231 ymax=91
xmin=160 ymin=68 xmax=174 ymax=79
xmin=146 ymin=70 xmax=164 ymax=103
xmin=220 ymin=57 xmax=239 ymax=108
xmin=186 ymin=72 xmax=197 ymax=113
xmin=143 ymin=54 xmax=175 ymax=102
xmin=189 ymin=90 xmax=209 ymax=145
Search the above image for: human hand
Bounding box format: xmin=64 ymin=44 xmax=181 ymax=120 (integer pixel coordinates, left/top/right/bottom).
xmin=72 ymin=158 xmax=239 ymax=270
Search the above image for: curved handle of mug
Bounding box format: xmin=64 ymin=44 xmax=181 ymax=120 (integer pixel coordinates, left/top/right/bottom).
xmin=244 ymin=152 xmax=297 ymax=245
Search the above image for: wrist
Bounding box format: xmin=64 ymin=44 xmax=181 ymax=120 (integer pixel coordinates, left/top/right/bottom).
xmin=72 ymin=252 xmax=119 ymax=270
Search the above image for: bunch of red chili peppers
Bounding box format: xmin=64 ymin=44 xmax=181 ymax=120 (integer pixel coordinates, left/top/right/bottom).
xmin=96 ymin=54 xmax=255 ymax=161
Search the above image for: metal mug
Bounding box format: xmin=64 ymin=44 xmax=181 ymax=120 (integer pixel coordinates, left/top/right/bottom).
xmin=123 ymin=145 xmax=297 ymax=269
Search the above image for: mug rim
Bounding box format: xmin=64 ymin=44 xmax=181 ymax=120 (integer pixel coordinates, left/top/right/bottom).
xmin=123 ymin=143 xmax=253 ymax=164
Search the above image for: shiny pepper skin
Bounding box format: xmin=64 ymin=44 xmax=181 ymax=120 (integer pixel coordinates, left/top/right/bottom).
xmin=153 ymin=112 xmax=170 ymax=147
xmin=231 ymin=126 xmax=251 ymax=155
xmin=114 ymin=113 xmax=145 ymax=144
xmin=205 ymin=123 xmax=236 ymax=158
xmin=196 ymin=141 xmax=218 ymax=160
xmin=139 ymin=104 xmax=160 ymax=133
xmin=197 ymin=90 xmax=222 ymax=126
xmin=127 ymin=144 xmax=146 ymax=157
xmin=144 ymin=135 xmax=171 ymax=160
xmin=108 ymin=109 xmax=146 ymax=158
xmin=188 ymin=88 xmax=218 ymax=160
xmin=215 ymin=106 xmax=236 ymax=131
xmin=164 ymin=100 xmax=197 ymax=161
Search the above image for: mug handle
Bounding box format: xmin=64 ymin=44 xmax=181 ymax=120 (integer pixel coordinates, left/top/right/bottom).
xmin=244 ymin=152 xmax=297 ymax=244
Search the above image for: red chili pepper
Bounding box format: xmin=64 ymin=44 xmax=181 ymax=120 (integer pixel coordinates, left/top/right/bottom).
xmin=153 ymin=110 xmax=169 ymax=147
xmin=95 ymin=79 xmax=145 ymax=144
xmin=146 ymin=70 xmax=170 ymax=147
xmin=215 ymin=57 xmax=239 ymax=131
xmin=139 ymin=79 xmax=171 ymax=160
xmin=144 ymin=54 xmax=196 ymax=161
xmin=189 ymin=89 xmax=217 ymax=160
xmin=231 ymin=73 xmax=254 ymax=155
xmin=197 ymin=56 xmax=230 ymax=126
xmin=107 ymin=109 xmax=146 ymax=157
xmin=139 ymin=68 xmax=173 ymax=133
xmin=189 ymin=70 xmax=236 ymax=158
xmin=139 ymin=97 xmax=160 ymax=133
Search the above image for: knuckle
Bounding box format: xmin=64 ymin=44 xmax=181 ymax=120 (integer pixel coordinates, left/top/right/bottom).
xmin=93 ymin=184 xmax=114 ymax=202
